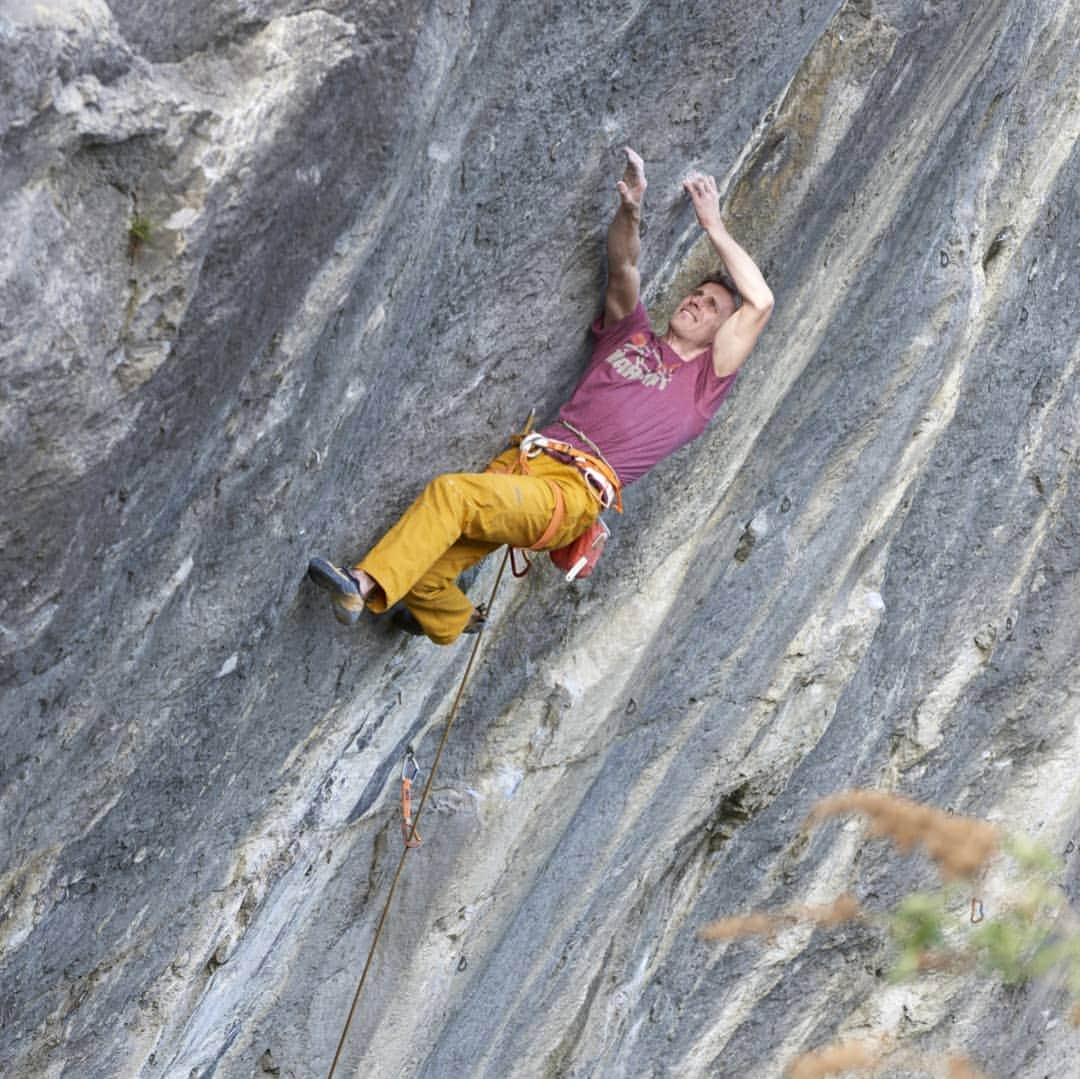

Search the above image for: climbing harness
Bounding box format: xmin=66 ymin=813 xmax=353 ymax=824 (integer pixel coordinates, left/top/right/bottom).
xmin=549 ymin=418 xmax=621 ymax=495
xmin=400 ymin=749 xmax=421 ymax=849
xmin=492 ymin=415 xmax=623 ymax=582
xmin=519 ymin=430 xmax=623 ymax=513
xmin=508 ymin=511 xmax=609 ymax=581
xmin=326 ymin=546 xmax=512 ymax=1079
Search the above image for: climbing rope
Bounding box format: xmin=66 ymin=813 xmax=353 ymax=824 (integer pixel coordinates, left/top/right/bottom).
xmin=326 ymin=546 xmax=512 ymax=1079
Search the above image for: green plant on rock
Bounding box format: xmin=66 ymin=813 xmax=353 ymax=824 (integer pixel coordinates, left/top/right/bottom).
xmin=889 ymin=890 xmax=949 ymax=980
xmin=128 ymin=213 xmax=153 ymax=257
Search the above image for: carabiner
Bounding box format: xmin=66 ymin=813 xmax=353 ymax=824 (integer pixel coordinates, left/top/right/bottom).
xmin=519 ymin=432 xmax=545 ymax=458
xmin=401 ymin=748 xmax=422 ymax=848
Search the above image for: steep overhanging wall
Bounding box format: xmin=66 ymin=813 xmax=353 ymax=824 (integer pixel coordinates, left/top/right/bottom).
xmin=1 ymin=1 xmax=1077 ymax=1076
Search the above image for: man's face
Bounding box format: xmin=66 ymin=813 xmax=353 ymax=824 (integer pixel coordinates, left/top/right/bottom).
xmin=669 ymin=283 xmax=736 ymax=346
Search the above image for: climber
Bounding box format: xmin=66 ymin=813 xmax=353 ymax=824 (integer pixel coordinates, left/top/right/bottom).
xmin=308 ymin=146 xmax=774 ymax=644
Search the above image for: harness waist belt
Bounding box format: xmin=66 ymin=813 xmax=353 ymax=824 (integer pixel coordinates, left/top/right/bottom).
xmin=518 ymin=432 xmax=623 ymax=513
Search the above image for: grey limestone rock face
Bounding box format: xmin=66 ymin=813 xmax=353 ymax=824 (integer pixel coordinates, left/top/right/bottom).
xmin=1 ymin=0 xmax=1077 ymax=1076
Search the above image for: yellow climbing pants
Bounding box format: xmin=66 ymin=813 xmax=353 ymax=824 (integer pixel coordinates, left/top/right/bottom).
xmin=355 ymin=448 xmax=600 ymax=644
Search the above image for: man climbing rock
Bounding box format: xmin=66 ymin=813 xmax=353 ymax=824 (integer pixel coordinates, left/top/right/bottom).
xmin=309 ymin=147 xmax=774 ymax=643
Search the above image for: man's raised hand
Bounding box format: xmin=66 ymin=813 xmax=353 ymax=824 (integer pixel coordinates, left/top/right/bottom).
xmin=683 ymin=171 xmax=723 ymax=232
xmin=604 ymin=147 xmax=644 ymax=325
xmin=615 ymin=146 xmax=647 ymax=215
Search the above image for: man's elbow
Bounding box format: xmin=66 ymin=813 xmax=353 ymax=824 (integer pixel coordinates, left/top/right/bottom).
xmin=609 ymin=260 xmax=640 ymax=283
xmin=607 ymin=264 xmax=640 ymax=297
xmin=746 ymin=289 xmax=774 ymax=323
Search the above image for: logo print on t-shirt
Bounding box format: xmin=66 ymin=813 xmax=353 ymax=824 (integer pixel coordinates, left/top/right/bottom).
xmin=604 ymin=332 xmax=674 ymax=390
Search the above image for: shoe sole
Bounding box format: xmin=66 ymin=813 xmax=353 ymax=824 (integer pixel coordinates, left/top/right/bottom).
xmin=308 ymin=558 xmax=365 ymax=626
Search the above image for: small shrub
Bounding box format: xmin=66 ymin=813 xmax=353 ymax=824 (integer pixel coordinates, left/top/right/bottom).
xmin=701 ymin=789 xmax=1080 ymax=1078
xmin=128 ymin=213 xmax=153 ymax=259
xmin=129 ymin=214 xmax=152 ymax=243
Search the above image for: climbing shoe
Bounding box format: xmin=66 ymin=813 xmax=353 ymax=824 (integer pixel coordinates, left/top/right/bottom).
xmin=390 ymin=607 xmax=426 ymax=636
xmin=391 ymin=604 xmax=487 ymax=638
xmin=307 ymin=557 xmax=367 ymax=627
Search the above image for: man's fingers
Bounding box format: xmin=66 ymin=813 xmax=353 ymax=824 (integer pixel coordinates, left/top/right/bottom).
xmin=616 ymin=179 xmax=642 ymax=208
xmin=683 ymin=172 xmax=716 ymax=186
xmin=683 ymin=173 xmax=719 ymax=202
xmin=622 ymin=148 xmax=645 ymax=187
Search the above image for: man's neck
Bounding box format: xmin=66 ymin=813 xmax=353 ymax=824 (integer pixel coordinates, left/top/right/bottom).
xmin=661 ymin=327 xmax=703 ymax=362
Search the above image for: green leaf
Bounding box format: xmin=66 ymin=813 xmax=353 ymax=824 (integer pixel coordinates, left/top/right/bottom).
xmin=890 ymin=893 xmax=947 ymax=952
xmin=1004 ymin=834 xmax=1063 ymax=878
xmin=129 ymin=215 xmax=153 ymax=243
xmin=970 ymin=912 xmax=1056 ymax=985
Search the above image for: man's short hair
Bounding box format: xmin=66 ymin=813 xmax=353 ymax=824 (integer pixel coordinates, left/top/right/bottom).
xmin=700 ymin=271 xmax=742 ymax=310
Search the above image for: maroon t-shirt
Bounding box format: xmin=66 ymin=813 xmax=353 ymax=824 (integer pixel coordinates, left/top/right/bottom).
xmin=539 ymin=302 xmax=738 ymax=486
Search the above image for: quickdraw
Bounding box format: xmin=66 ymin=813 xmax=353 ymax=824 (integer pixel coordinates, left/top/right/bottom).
xmin=401 ymin=748 xmax=421 ymax=848
xmin=509 ymin=547 xmax=534 ymax=578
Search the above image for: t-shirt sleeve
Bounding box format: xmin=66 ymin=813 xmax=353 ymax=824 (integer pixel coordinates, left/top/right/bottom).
xmin=695 ymin=352 xmax=739 ymax=415
xmin=590 ymin=301 xmax=651 ymax=359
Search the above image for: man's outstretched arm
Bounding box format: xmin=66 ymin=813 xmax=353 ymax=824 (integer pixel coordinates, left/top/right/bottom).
xmin=603 ymin=147 xmax=646 ymax=328
xmin=684 ymin=172 xmax=774 ymax=377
